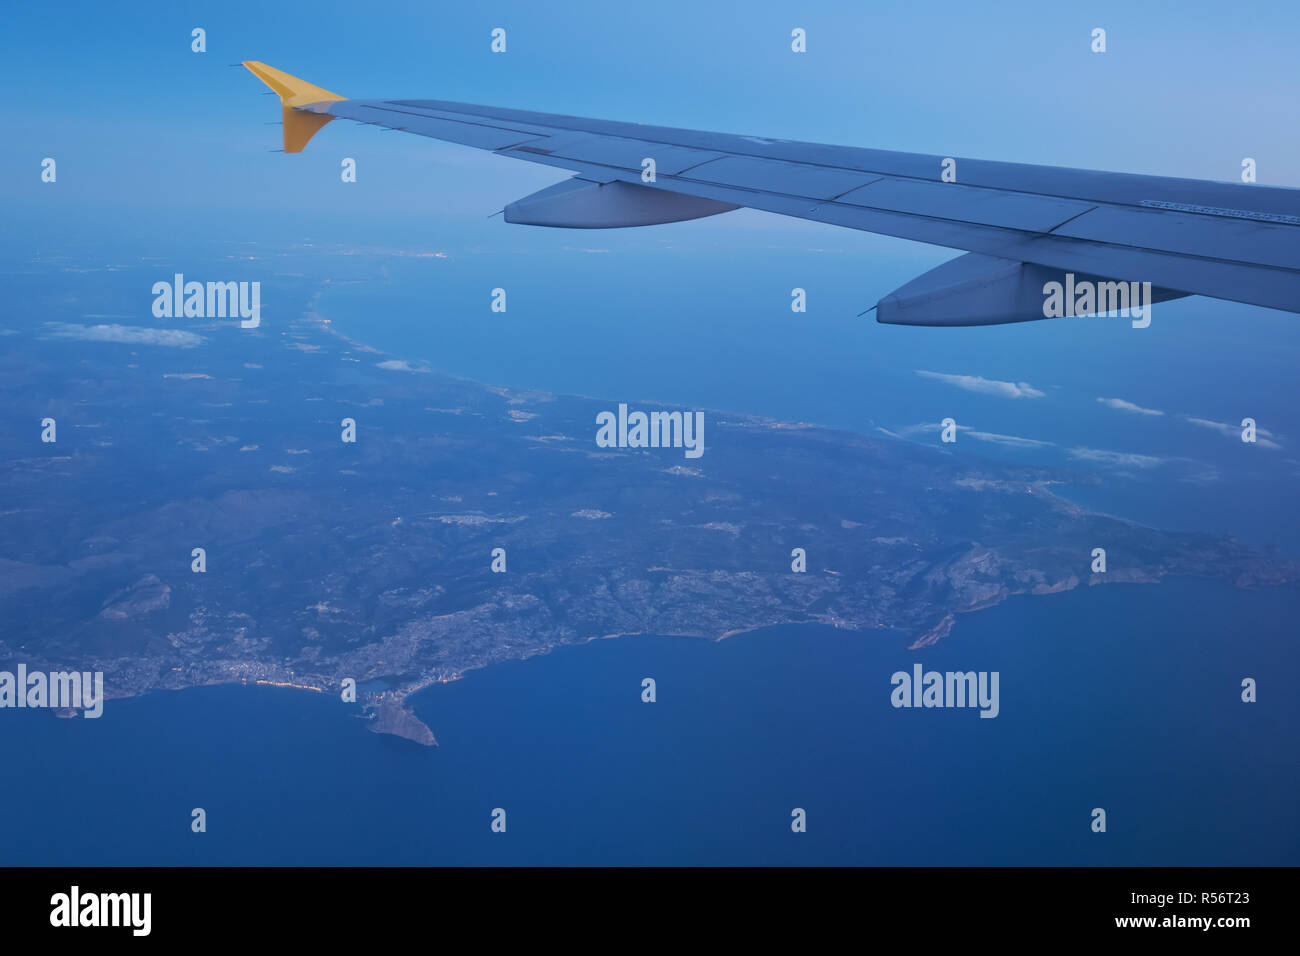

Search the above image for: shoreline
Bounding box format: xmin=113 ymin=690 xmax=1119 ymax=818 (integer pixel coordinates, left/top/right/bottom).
xmin=8 ymin=298 xmax=1295 ymax=746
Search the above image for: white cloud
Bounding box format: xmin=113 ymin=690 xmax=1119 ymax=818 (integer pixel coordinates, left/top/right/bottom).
xmin=1069 ymin=447 xmax=1167 ymax=469
xmin=1097 ymin=397 xmax=1164 ymax=416
xmin=1178 ymin=470 xmax=1222 ymax=485
xmin=1184 ymin=416 xmax=1281 ymax=449
xmin=966 ymin=429 xmax=1054 ymax=449
xmin=890 ymin=422 xmax=1053 ymax=448
xmin=45 ymin=323 xmax=203 ymax=348
xmin=915 ymin=370 xmax=1044 ymax=399
xmin=376 ymin=359 xmax=427 ymax=373
xmin=889 ymin=423 xmax=935 ymax=437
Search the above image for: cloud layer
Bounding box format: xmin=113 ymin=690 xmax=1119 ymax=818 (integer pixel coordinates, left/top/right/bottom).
xmin=915 ymin=370 xmax=1044 ymax=399
xmin=1185 ymin=417 xmax=1281 ymax=449
xmin=1097 ymin=397 xmax=1164 ymax=416
xmin=45 ymin=323 xmax=203 ymax=348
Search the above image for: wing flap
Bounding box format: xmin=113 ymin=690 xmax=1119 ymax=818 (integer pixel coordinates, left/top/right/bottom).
xmin=532 ymin=137 xmax=728 ymax=176
xmin=837 ymin=178 xmax=1097 ymax=233
xmin=682 ymin=156 xmax=881 ymax=200
xmin=1051 ymin=205 xmax=1298 ymax=271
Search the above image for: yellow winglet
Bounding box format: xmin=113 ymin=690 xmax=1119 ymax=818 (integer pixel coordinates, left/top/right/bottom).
xmin=242 ymin=61 xmax=347 ymax=153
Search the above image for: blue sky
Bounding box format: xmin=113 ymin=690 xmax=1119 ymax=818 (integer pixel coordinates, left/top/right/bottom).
xmin=3 ymin=0 xmax=1299 ymax=230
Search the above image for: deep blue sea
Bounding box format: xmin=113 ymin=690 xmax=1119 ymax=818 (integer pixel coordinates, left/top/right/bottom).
xmin=2 ymin=578 xmax=1295 ymax=865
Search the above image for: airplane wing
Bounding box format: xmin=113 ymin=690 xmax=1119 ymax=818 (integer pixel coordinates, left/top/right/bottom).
xmin=242 ymin=61 xmax=1300 ymax=326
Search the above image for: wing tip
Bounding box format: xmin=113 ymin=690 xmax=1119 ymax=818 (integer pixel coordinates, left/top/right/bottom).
xmin=241 ymin=61 xmax=346 ymax=106
xmin=242 ymin=61 xmax=346 ymax=153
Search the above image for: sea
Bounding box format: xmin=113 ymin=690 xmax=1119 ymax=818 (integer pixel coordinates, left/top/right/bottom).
xmin=2 ymin=579 xmax=1295 ymax=865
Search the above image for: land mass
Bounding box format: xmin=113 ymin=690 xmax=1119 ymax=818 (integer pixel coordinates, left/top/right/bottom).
xmin=2 ymin=283 xmax=1296 ymax=746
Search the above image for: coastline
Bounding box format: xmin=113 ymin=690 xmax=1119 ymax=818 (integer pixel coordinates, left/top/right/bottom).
xmin=7 ymin=296 xmax=1296 ymax=747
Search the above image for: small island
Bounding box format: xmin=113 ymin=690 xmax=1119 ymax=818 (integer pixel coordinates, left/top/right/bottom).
xmin=366 ymin=697 xmax=437 ymax=747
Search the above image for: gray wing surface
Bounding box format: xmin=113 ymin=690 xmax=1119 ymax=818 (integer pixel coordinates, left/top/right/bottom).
xmin=300 ymin=94 xmax=1300 ymax=325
